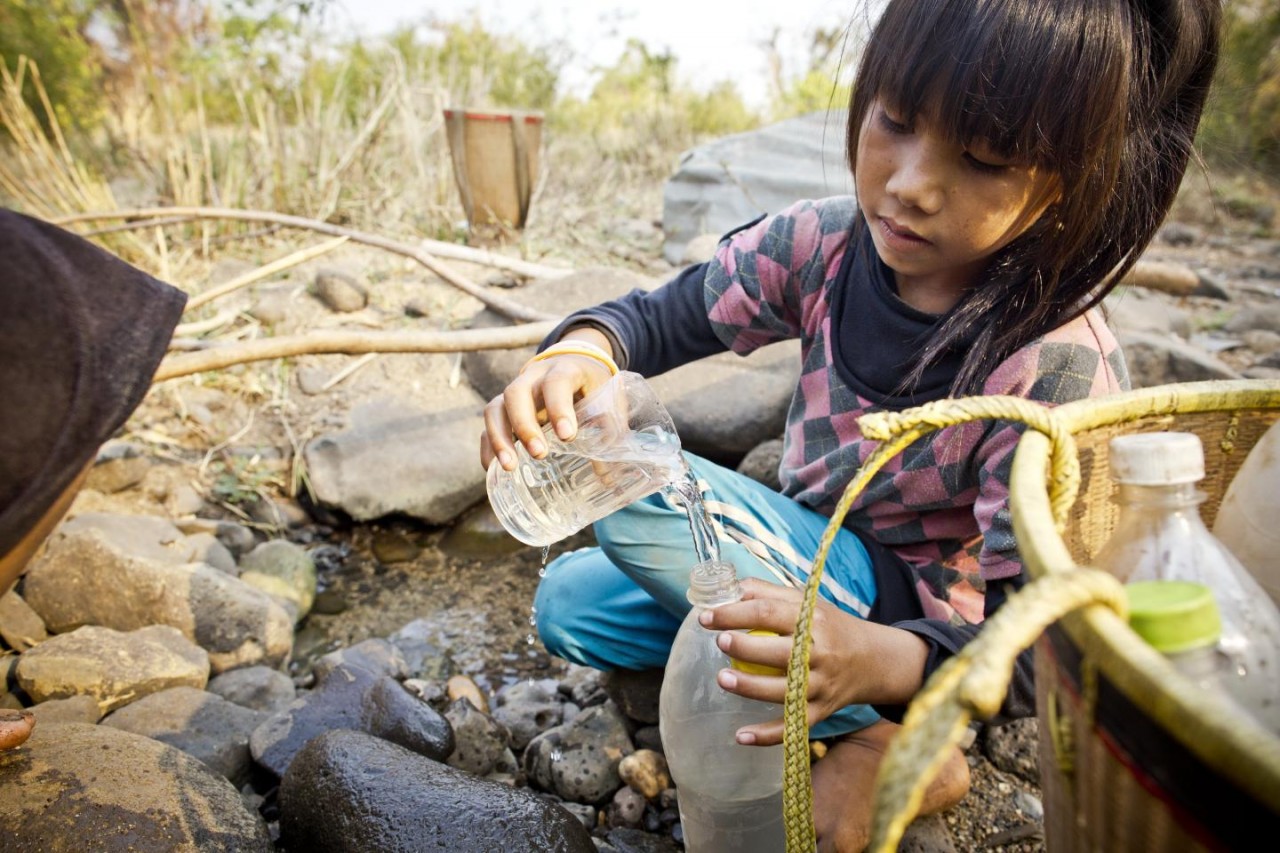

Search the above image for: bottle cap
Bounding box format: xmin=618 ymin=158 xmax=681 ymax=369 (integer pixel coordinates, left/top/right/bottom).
xmin=1126 ymin=580 xmax=1221 ymax=653
xmin=1108 ymin=432 xmax=1205 ymax=485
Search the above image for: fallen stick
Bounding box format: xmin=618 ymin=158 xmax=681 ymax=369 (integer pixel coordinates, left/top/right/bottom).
xmin=185 ymin=236 xmax=349 ymax=312
xmin=152 ymin=321 xmax=558 ymax=382
xmin=172 ymin=307 xmax=240 ymax=339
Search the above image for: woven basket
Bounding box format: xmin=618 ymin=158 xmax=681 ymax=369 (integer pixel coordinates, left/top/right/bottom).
xmin=778 ymin=380 xmax=1280 ymax=852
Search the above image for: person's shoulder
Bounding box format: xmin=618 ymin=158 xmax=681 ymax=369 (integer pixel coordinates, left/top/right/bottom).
xmin=985 ymin=308 xmax=1129 ymax=402
xmin=770 ymin=196 xmax=858 ymax=232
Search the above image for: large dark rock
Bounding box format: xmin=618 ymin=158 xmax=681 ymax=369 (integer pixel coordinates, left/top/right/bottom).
xmin=0 ymin=722 xmax=271 ymax=851
xmin=249 ymin=661 xmax=453 ymax=777
xmin=279 ymin=729 xmax=595 ymax=853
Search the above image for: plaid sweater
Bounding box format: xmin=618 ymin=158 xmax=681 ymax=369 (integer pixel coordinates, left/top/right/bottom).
xmin=548 ymin=196 xmax=1129 ymax=715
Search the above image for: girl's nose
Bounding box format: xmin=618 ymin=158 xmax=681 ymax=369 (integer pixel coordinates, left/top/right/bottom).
xmin=885 ymin=146 xmax=945 ymax=214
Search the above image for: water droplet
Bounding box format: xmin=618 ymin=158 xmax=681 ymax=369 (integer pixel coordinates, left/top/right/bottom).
xmin=538 ymin=566 xmax=547 ymax=578
xmin=550 ymin=748 xmax=563 ymax=762
xmin=528 ymin=613 xmax=537 ymax=626
xmin=526 ymin=633 xmax=536 ymax=646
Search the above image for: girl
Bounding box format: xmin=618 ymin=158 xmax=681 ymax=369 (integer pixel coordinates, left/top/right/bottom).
xmin=481 ymin=0 xmax=1222 ymax=849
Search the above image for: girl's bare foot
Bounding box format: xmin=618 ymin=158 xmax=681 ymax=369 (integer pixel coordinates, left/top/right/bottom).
xmin=811 ymin=718 xmax=970 ymax=853
xmin=0 ymin=709 xmax=36 ymax=751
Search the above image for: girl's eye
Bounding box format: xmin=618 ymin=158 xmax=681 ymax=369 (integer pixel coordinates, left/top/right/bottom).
xmin=963 ymin=152 xmax=1008 ymax=174
xmin=878 ymin=108 xmax=910 ymax=135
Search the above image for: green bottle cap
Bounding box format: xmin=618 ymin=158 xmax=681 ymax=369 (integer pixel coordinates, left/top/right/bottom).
xmin=1126 ymin=581 xmax=1222 ymax=654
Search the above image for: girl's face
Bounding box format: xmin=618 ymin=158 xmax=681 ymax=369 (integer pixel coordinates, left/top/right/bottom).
xmin=855 ymin=98 xmax=1060 ymax=313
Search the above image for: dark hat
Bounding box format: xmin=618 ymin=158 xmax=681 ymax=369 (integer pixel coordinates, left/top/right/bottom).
xmin=0 ymin=209 xmax=186 ymax=558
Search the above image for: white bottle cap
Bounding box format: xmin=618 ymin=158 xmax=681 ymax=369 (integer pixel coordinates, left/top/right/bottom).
xmin=1108 ymin=432 xmax=1205 ymax=484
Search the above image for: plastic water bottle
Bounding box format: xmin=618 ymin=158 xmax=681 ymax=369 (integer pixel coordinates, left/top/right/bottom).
xmin=1213 ymin=418 xmax=1280 ymax=608
xmin=486 ymin=371 xmax=686 ymax=546
xmin=1126 ymin=580 xmax=1272 ymax=728
xmin=658 ymin=560 xmax=785 ymax=853
xmin=1093 ymin=432 xmax=1280 ymax=734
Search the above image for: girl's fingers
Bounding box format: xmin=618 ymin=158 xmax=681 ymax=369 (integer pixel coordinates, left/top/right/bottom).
xmin=739 ymin=577 xmax=805 ymax=603
xmin=716 ymin=667 xmax=786 ymax=705
xmin=731 ymin=706 xmax=831 ymax=748
xmin=540 ymin=365 xmax=585 ymax=441
xmin=482 ymin=394 xmax=518 ymax=471
xmin=502 ymin=375 xmax=549 ymax=458
xmin=699 ymin=595 xmax=800 ymax=634
xmin=716 ymin=630 xmax=790 ymax=674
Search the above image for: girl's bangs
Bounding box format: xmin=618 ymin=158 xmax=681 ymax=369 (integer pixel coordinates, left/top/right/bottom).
xmin=858 ymin=0 xmax=1130 ymax=174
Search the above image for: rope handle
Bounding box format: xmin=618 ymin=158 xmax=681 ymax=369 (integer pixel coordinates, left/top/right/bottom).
xmin=781 ymin=395 xmax=1086 ymax=852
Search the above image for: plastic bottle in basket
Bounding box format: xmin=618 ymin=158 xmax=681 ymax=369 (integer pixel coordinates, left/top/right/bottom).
xmin=486 ymin=372 xmax=686 ymax=547
xmin=1126 ymin=580 xmax=1275 ymax=730
xmin=1212 ymin=418 xmax=1280 ymax=608
xmin=1093 ymin=432 xmax=1280 ymax=734
xmin=658 ymin=560 xmax=785 ymax=853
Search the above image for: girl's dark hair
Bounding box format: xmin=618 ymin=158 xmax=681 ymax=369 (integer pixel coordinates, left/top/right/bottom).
xmin=847 ymin=0 xmax=1222 ymax=395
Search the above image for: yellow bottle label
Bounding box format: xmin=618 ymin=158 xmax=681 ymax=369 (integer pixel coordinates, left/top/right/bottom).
xmin=729 ymin=629 xmax=785 ymax=677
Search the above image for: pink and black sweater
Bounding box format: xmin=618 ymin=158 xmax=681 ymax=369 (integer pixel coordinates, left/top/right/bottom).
xmin=546 ymin=196 xmax=1129 ymax=718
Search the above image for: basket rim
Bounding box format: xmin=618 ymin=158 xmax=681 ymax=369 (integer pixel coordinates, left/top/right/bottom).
xmin=1010 ymin=378 xmax=1280 ymax=812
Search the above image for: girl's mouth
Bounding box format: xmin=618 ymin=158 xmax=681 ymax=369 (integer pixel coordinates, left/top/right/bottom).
xmin=879 ymin=216 xmax=929 ymax=245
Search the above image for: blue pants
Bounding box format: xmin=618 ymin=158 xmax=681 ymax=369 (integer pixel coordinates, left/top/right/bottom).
xmin=534 ymin=452 xmax=881 ymax=737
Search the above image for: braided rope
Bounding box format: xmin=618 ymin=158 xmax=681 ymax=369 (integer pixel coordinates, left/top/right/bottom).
xmin=782 ymin=396 xmax=1084 ymax=852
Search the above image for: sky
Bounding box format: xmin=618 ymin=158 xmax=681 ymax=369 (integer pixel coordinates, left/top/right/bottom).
xmin=327 ymin=0 xmax=867 ymax=108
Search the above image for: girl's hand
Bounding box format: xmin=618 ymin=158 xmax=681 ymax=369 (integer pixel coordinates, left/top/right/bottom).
xmin=699 ymin=577 xmax=930 ymax=746
xmin=480 ymin=331 xmax=617 ymax=472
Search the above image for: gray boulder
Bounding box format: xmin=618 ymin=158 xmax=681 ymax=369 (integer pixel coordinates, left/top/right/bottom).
xmin=22 ymin=527 xmax=294 ymax=673
xmin=207 ymin=665 xmax=297 ymax=713
xmin=444 ymin=696 xmax=512 ymax=776
xmin=279 ymin=729 xmax=595 ymax=853
xmin=1119 ymin=329 xmax=1242 ymax=388
xmin=237 ymin=539 xmax=317 ymax=620
xmin=102 ymin=686 xmax=266 ymax=786
xmin=524 ymin=702 xmax=635 ymax=805
xmin=0 ymin=722 xmax=271 ymax=851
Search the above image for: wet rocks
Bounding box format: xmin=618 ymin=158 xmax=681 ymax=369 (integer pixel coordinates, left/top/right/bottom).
xmin=207 ymin=665 xmax=298 ymax=714
xmin=0 ymin=722 xmax=272 ymax=851
xmin=279 ymin=729 xmax=595 ymax=853
xmin=237 ymin=539 xmax=318 ymax=621
xmin=444 ymin=696 xmax=511 ymax=776
xmin=492 ymin=678 xmax=566 ymax=750
xmin=618 ymin=749 xmax=671 ymax=800
xmin=524 ymin=702 xmax=635 ymax=804
xmin=249 ymin=661 xmax=453 ymax=778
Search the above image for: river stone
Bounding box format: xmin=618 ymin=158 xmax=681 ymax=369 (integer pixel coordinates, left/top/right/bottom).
xmin=29 ymin=694 xmax=103 ymax=725
xmin=207 ymin=665 xmax=297 ymax=713
xmin=736 ymin=438 xmax=784 ymax=492
xmin=388 ymin=619 xmax=455 ymax=680
xmin=314 ymin=637 xmax=408 ymax=681
xmin=60 ymin=512 xmax=201 ymax=564
xmin=249 ymin=661 xmax=454 ymax=778
xmin=279 ymin=729 xmax=595 ymax=853
xmin=85 ymin=442 xmax=152 ymax=494
xmin=0 ymin=722 xmax=271 ymax=851
xmin=0 ymin=589 xmax=47 ymax=651
xmin=982 ymin=717 xmax=1041 ymax=786
xmin=602 ymin=668 xmax=664 ymax=725
xmin=524 ymin=702 xmax=635 ymax=805
xmin=22 ymin=527 xmax=294 ymax=673
xmin=102 ymin=686 xmax=266 ymax=786
xmin=439 ymin=502 xmax=528 ymax=557
xmin=444 ymin=696 xmax=511 ymax=776
xmin=492 ymin=678 xmax=566 ymax=750
xmin=303 ymin=397 xmax=487 ymax=524
xmin=313 ymin=268 xmax=368 ymax=312
xmin=237 ymin=539 xmax=317 ymax=620
xmin=1118 ymin=329 xmax=1242 ymax=388
xmin=16 ymin=625 xmax=208 ymax=713
xmin=183 ymin=531 xmax=239 ymax=574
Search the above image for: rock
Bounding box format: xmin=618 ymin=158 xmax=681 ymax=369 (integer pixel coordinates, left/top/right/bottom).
xmin=1104 ymin=290 xmax=1193 ymax=338
xmin=606 ymin=786 xmax=647 ymax=828
xmin=1224 ymin=304 xmax=1280 ymax=335
xmin=22 ymin=527 xmax=294 ymax=673
xmin=1121 ymin=259 xmax=1200 ymax=296
xmin=982 ymin=717 xmax=1041 ymax=786
xmin=15 ymin=625 xmax=209 ymax=713
xmin=371 ymin=528 xmax=421 ymax=563
xmin=59 ymin=512 xmax=204 ymax=564
xmin=388 ymin=620 xmax=455 ymax=681
xmin=447 ymin=674 xmax=489 ymax=713
xmin=524 ymin=702 xmax=635 ymax=805
xmin=0 ymin=589 xmax=47 ymax=650
xmin=304 ymin=397 xmax=488 ymax=524
xmin=249 ymin=662 xmax=453 ymax=778
xmin=493 ymin=679 xmax=566 ymax=750
xmin=237 ymin=539 xmax=317 ymax=620
xmin=246 ymin=494 xmax=311 ymax=530
xmin=168 ymin=483 xmax=209 ymax=516
xmin=314 ymin=638 xmax=409 ymax=681
xmin=0 ymin=722 xmax=271 ymax=850
xmin=898 ymin=812 xmax=957 ymax=852
xmin=618 ymin=750 xmax=670 ymax=800
xmin=29 ymin=694 xmax=102 ymax=725
xmin=1118 ymin=329 xmax=1242 ymax=388
xmin=102 ymin=686 xmax=266 ymax=786
xmin=560 ymin=664 xmax=608 ymax=708
xmin=312 ymin=268 xmax=368 ymax=312
xmin=250 ymin=284 xmax=294 ymax=326
xmin=0 ymin=709 xmax=35 ymax=750
xmin=444 ymin=696 xmax=511 ymax=776
xmin=1159 ymin=222 xmax=1201 ymax=246
xmin=86 ymin=441 xmax=151 ymax=493
xmin=279 ymin=729 xmax=595 ymax=853
xmin=604 ymin=826 xmax=682 ymax=852
xmin=183 ymin=531 xmax=239 ymax=574
xmin=439 ymin=502 xmax=528 ymax=557
xmin=736 ymin=438 xmax=784 ymax=491
xmin=1244 ymin=329 xmax=1280 ymax=356
xmin=207 ymin=665 xmax=297 ymax=713
xmin=602 ymin=668 xmax=664 ymax=725
xmin=681 ymin=233 xmax=722 ymax=266
xmin=296 ymin=365 xmax=331 ymax=395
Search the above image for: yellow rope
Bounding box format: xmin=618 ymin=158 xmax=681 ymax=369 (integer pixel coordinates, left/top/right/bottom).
xmin=781 ymin=396 xmax=1086 ymax=851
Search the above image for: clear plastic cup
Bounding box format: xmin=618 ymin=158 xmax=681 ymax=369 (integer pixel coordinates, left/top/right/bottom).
xmin=486 ymin=371 xmax=685 ymax=546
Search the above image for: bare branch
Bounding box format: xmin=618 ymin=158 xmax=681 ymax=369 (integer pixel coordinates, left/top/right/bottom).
xmin=186 ymin=236 xmax=350 ymax=311
xmin=152 ymin=321 xmax=558 ymax=382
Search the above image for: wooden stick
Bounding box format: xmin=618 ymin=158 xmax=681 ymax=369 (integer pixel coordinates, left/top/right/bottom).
xmin=152 ymin=321 xmax=557 ymax=382
xmin=53 ymin=205 xmax=571 ymax=284
xmin=173 ymin=308 xmax=240 ymax=338
xmin=186 ymin=236 xmax=349 ymax=311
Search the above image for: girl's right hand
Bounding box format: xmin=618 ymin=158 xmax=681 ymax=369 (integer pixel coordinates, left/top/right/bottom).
xmin=480 ymin=339 xmax=617 ymax=472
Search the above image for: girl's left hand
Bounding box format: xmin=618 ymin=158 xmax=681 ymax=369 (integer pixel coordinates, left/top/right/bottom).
xmin=698 ymin=577 xmax=929 ymax=746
